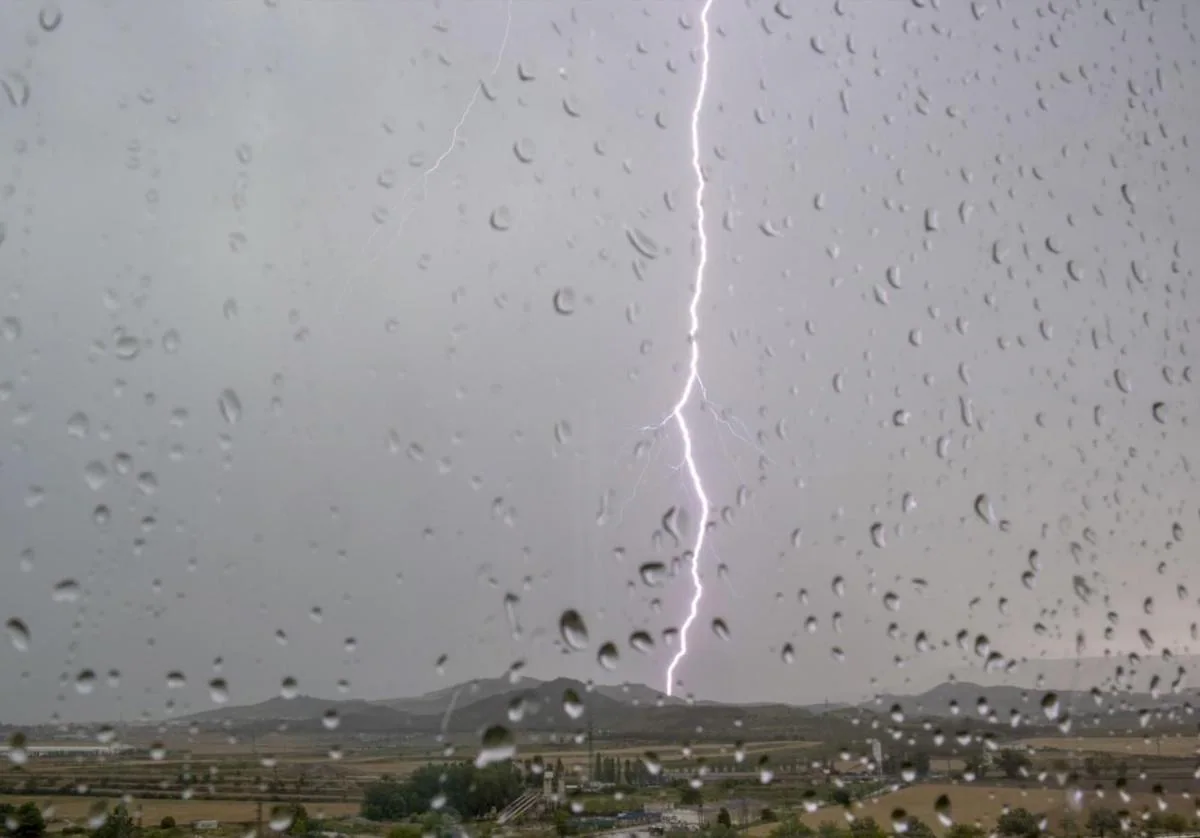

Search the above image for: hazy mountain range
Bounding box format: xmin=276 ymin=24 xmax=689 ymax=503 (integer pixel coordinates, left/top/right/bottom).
xmin=168 ymin=653 xmax=1200 ymax=738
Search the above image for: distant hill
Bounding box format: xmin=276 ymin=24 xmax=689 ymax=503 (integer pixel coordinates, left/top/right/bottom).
xmin=184 ymin=695 xmax=373 ymax=723
xmin=865 ymin=679 xmax=1200 ymax=723
xmin=444 ymin=677 xmax=634 ymax=732
xmin=592 ymin=682 xmax=685 ymax=707
xmin=951 ymin=653 xmax=1200 ymax=693
xmin=376 ymin=674 xmax=539 ymax=716
xmin=175 ymin=673 xmax=1193 ymax=739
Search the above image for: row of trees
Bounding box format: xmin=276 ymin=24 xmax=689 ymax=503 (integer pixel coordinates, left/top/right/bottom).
xmin=764 ymin=808 xmax=1195 ymax=838
xmin=2 ymin=802 xmax=322 ymax=838
xmin=963 ymin=748 xmax=1132 ymax=782
xmin=0 ymin=802 xmax=45 ymax=838
xmin=361 ymin=763 xmax=524 ymax=821
xmin=590 ymin=751 xmax=658 ymax=785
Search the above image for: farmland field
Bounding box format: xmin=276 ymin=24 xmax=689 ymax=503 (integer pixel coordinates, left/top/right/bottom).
xmin=1020 ymin=736 xmax=1200 ymax=757
xmin=0 ymin=795 xmax=360 ymax=825
xmin=745 ymin=783 xmax=1193 ymax=836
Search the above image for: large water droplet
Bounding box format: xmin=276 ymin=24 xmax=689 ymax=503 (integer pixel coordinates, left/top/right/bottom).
xmin=1114 ymin=369 xmax=1133 ymax=394
xmin=114 ymin=335 xmax=141 ymax=360
xmin=38 ymin=6 xmax=63 ymax=31
xmin=1041 ymin=692 xmax=1060 ymax=720
xmin=626 ymin=227 xmax=660 ymax=260
xmin=552 ymin=288 xmax=576 ymax=315
xmin=562 ymin=688 xmax=585 ymax=719
xmin=75 ymin=669 xmax=96 ymax=694
xmin=66 ymin=411 xmax=89 ymax=438
xmin=559 ymin=610 xmax=589 ymax=650
xmin=218 ymin=389 xmax=242 ymax=424
xmin=476 ymin=725 xmax=516 ymax=768
xmin=83 ymin=460 xmax=109 ymax=491
xmin=83 ymin=800 xmax=110 ymax=830
xmin=596 ymin=642 xmax=619 ymax=671
xmin=629 ymin=631 xmax=654 ymax=653
xmin=712 ymin=618 xmax=731 ymax=641
xmin=5 ymin=618 xmax=29 ymax=652
xmin=268 ymin=806 xmax=296 ymax=833
xmin=52 ymin=579 xmax=80 ymax=603
xmin=489 ymin=206 xmax=512 ymax=231
xmin=639 ymin=562 xmax=667 ymax=586
xmin=934 ymin=794 xmax=953 ymax=826
xmin=973 ymin=494 xmax=996 ymax=525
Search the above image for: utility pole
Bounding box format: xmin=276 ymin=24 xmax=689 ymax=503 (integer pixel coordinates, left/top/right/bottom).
xmin=251 ymin=730 xmax=263 ymax=838
xmin=587 ymin=720 xmax=594 ymax=785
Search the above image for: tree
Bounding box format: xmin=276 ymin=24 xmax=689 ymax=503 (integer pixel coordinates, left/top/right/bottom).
xmin=771 ymin=817 xmax=814 ymax=838
xmin=817 ymin=822 xmax=844 ymax=838
xmin=911 ymin=752 xmax=932 ymax=777
xmin=849 ymin=817 xmax=884 ymax=838
xmin=704 ymin=827 xmax=738 ymax=838
xmin=287 ymin=804 xmax=310 ymax=836
xmin=946 ymin=826 xmax=986 ymax=838
xmin=680 ymin=787 xmax=704 ymax=806
xmin=553 ymin=810 xmax=576 ymax=837
xmin=761 ymin=808 xmax=778 ymax=823
xmin=1146 ymin=812 xmax=1189 ymax=834
xmin=964 ymin=758 xmax=987 ymax=780
xmin=93 ymin=805 xmax=136 ymax=838
xmin=159 ymin=816 xmax=177 ymax=830
xmin=717 ymin=808 xmax=732 ymax=828
xmin=996 ymin=750 xmax=1032 ymax=780
xmin=12 ymin=803 xmax=45 ymax=838
xmin=996 ymin=808 xmax=1040 ymax=838
xmin=420 ymin=812 xmax=457 ymax=838
xmin=904 ymin=817 xmax=936 ymax=838
xmin=829 ymin=789 xmax=852 ymax=808
xmin=361 ymin=762 xmax=523 ymax=821
xmin=387 ymin=827 xmax=422 ymax=838
xmin=1086 ymin=808 xmax=1121 ymax=837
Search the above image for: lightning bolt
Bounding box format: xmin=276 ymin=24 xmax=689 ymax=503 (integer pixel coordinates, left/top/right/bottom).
xmin=664 ymin=0 xmax=716 ymax=697
xmin=335 ymin=0 xmax=514 ymax=312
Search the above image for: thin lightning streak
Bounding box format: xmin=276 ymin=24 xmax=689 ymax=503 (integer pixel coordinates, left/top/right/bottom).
xmin=697 ymin=376 xmax=769 ymax=459
xmin=335 ymin=0 xmax=514 ymax=312
xmin=664 ymin=0 xmax=716 ymax=698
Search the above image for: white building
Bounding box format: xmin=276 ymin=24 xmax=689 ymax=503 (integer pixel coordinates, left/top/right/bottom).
xmin=0 ymin=744 xmax=134 ymax=757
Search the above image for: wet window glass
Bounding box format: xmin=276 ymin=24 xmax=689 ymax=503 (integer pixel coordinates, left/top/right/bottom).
xmin=2 ymin=2 xmax=1198 ymax=837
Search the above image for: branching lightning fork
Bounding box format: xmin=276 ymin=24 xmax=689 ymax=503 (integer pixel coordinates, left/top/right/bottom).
xmin=663 ymin=0 xmax=717 ymax=697
xmin=335 ymin=0 xmax=513 ymax=312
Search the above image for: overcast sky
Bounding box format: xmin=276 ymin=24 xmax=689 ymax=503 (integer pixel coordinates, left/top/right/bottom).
xmin=0 ymin=0 xmax=1197 ymax=727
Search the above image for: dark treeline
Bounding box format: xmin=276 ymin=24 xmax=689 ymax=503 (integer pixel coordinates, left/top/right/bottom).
xmin=361 ymin=763 xmax=524 ymax=821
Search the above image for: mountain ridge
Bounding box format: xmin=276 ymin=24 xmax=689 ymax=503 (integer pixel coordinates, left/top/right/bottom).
xmin=164 ymin=654 xmax=1200 ymax=735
